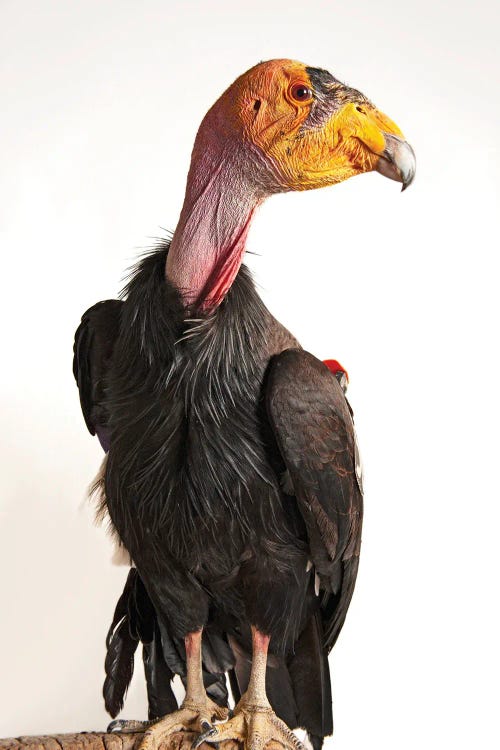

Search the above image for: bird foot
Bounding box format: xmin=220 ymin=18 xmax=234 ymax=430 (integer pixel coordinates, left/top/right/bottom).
xmin=109 ymin=698 xmax=228 ymax=750
xmin=193 ymin=697 xmax=304 ymax=750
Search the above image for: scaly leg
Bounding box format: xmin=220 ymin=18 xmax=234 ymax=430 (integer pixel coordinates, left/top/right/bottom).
xmin=194 ymin=627 xmax=303 ymax=750
xmin=111 ymin=630 xmax=228 ymax=750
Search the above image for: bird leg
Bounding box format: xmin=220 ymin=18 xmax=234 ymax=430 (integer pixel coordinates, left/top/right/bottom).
xmin=194 ymin=627 xmax=303 ymax=750
xmin=112 ymin=630 xmax=228 ymax=750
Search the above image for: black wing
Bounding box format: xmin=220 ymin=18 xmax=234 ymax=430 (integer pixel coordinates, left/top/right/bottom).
xmin=73 ymin=299 xmax=123 ymax=450
xmin=266 ymin=348 xmax=363 ymax=652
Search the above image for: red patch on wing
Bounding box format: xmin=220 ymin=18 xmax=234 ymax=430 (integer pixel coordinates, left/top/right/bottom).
xmin=323 ymin=359 xmax=349 ymax=382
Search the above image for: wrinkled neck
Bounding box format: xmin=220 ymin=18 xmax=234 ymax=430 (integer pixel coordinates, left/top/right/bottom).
xmin=167 ymin=145 xmax=263 ymax=310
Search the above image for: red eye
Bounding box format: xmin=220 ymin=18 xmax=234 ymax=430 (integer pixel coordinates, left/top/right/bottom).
xmin=289 ymin=82 xmax=313 ymax=103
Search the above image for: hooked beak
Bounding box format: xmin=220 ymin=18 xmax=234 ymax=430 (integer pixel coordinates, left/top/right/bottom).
xmin=375 ymin=133 xmax=416 ymax=191
xmin=340 ymin=102 xmax=416 ymax=191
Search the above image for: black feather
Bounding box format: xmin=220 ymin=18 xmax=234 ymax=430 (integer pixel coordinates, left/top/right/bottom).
xmin=73 ymin=299 xmax=122 ymax=450
xmin=288 ymin=610 xmax=333 ymax=740
xmin=266 ymin=348 xmax=363 ymax=652
xmin=76 ymin=243 xmax=363 ymax=745
xmin=103 ymin=570 xmax=140 ymax=718
xmin=103 ymin=245 xmax=309 ymax=654
xmin=143 ymin=622 xmax=178 ymax=720
xmin=104 ymin=568 xmax=178 ymax=719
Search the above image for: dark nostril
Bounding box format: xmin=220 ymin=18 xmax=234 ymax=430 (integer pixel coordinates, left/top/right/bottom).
xmin=356 ymin=105 xmax=365 ymax=114
xmin=253 ymin=100 xmax=261 ymax=111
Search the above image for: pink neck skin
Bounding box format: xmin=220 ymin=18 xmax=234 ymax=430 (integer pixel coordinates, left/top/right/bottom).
xmin=166 ymin=130 xmax=267 ymax=311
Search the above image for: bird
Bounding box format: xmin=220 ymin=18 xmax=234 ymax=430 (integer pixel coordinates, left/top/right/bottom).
xmin=73 ymin=59 xmax=415 ymax=750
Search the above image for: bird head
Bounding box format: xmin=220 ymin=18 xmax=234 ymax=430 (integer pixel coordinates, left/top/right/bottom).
xmin=169 ymin=59 xmax=415 ymax=308
xmin=199 ymin=58 xmax=415 ymax=194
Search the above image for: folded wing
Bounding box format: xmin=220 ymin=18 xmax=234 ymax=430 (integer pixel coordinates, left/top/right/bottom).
xmin=266 ymin=348 xmax=363 ymax=651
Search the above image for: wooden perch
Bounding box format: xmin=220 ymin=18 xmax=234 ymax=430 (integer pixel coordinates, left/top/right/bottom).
xmin=0 ymin=733 xmax=145 ymax=750
xmin=0 ymin=732 xmax=243 ymax=750
xmin=0 ymin=732 xmax=285 ymax=750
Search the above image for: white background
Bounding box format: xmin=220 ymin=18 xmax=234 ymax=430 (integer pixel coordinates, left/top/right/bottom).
xmin=1 ymin=1 xmax=498 ymax=748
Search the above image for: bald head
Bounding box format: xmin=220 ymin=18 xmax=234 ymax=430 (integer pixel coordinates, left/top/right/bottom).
xmin=195 ymin=59 xmax=415 ymax=194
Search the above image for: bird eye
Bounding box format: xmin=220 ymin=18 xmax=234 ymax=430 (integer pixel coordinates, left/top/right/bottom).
xmin=289 ymin=83 xmax=313 ymax=103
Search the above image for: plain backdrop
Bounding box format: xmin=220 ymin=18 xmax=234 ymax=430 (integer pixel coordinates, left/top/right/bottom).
xmin=1 ymin=1 xmax=499 ymax=748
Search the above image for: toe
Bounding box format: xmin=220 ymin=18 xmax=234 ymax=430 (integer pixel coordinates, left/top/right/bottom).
xmin=213 ymin=704 xmax=230 ymax=721
xmin=138 ymin=715 xmax=184 ymax=750
xmin=197 ymin=705 xmax=225 ymax=734
xmin=269 ymin=717 xmax=304 ymax=750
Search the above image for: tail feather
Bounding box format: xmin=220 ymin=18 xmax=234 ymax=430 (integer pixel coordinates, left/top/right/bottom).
xmin=104 ymin=607 xmax=139 ymax=718
xmin=265 ymin=656 xmax=298 ymax=730
xmin=226 ymin=634 xmax=251 ymax=706
xmin=203 ymin=628 xmax=235 ymax=674
xmin=202 ymin=628 xmax=234 ymax=707
xmin=142 ymin=623 xmax=177 ymax=719
xmin=288 ymin=611 xmax=333 ymax=743
xmin=322 ymin=557 xmax=360 ymax=651
xmin=104 ymin=568 xmax=178 ymax=719
xmin=204 ymin=672 xmax=229 ymax=707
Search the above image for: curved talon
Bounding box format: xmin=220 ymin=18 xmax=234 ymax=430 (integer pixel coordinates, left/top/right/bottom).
xmin=107 ymin=720 xmax=125 ymax=733
xmin=107 ymin=719 xmax=152 ymax=733
xmin=192 ymin=726 xmax=218 ymax=749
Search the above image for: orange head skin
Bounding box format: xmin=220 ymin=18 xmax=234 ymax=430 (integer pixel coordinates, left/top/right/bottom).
xmin=200 ymin=59 xmax=414 ymax=194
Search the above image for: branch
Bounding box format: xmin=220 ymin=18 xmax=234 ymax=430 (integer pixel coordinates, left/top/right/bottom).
xmin=0 ymin=732 xmax=242 ymax=750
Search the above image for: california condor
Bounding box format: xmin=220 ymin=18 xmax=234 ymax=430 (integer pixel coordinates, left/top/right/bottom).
xmin=74 ymin=59 xmax=415 ymax=750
